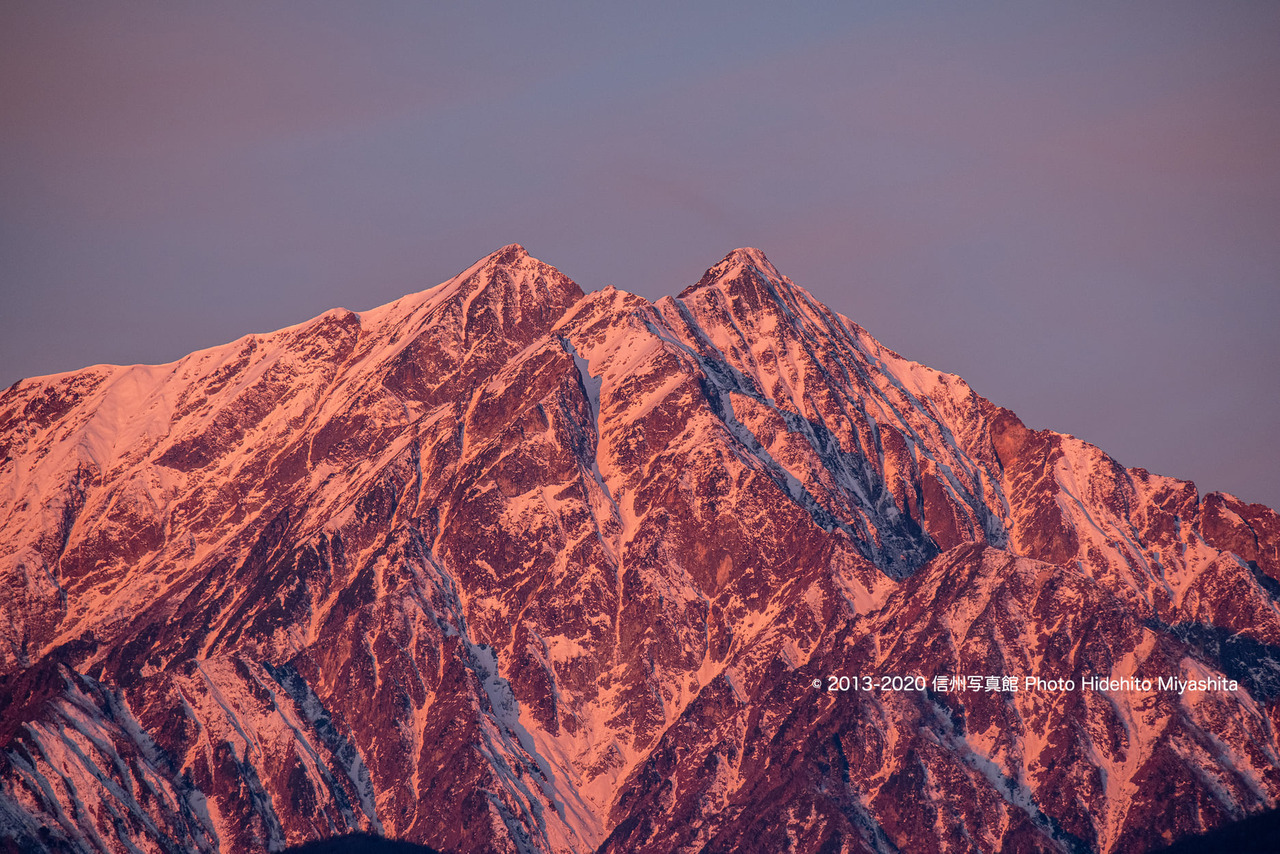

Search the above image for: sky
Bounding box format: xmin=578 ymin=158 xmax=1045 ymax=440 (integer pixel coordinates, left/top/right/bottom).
xmin=2 ymin=2 xmax=1278 ymax=508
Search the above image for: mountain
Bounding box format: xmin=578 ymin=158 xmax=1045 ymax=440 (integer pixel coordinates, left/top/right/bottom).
xmin=1 ymin=245 xmax=1278 ymax=853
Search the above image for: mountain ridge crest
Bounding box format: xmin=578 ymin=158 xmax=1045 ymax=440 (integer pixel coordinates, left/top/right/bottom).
xmin=0 ymin=244 xmax=1278 ymax=854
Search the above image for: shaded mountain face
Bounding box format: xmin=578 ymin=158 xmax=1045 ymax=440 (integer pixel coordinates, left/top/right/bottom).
xmin=1 ymin=245 xmax=1278 ymax=854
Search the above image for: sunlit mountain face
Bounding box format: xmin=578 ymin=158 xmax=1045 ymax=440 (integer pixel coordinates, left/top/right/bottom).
xmin=2 ymin=246 xmax=1278 ymax=853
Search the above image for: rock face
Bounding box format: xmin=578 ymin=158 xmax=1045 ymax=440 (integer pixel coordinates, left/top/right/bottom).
xmin=1 ymin=245 xmax=1278 ymax=853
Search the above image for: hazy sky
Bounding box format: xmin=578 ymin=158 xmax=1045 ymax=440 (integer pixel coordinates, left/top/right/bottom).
xmin=3 ymin=2 xmax=1278 ymax=508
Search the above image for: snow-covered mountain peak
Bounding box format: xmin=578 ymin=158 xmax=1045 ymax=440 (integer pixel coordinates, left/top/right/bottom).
xmin=675 ymin=247 xmax=813 ymax=319
xmin=464 ymin=242 xmax=570 ymax=290
xmin=485 ymin=242 xmax=531 ymax=265
xmin=354 ymin=244 xmax=582 ymax=355
xmin=430 ymin=242 xmax=552 ymax=297
xmin=681 ymin=246 xmax=783 ymax=291
xmin=721 ymin=246 xmax=777 ymax=274
xmin=3 ymin=244 xmax=1280 ymax=854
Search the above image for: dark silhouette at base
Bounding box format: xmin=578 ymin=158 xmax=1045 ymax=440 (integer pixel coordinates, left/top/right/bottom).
xmin=284 ymin=832 xmax=442 ymax=854
xmin=1155 ymin=807 xmax=1280 ymax=853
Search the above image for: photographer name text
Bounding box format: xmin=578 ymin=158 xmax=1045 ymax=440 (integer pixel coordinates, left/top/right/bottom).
xmin=812 ymin=674 xmax=1240 ymax=694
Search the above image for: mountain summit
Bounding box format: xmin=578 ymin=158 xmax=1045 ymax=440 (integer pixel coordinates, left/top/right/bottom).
xmin=678 ymin=246 xmax=787 ymax=296
xmin=1 ymin=247 xmax=1278 ymax=853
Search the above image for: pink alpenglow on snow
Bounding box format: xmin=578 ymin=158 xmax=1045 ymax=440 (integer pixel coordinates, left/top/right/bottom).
xmin=1 ymin=246 xmax=1279 ymax=853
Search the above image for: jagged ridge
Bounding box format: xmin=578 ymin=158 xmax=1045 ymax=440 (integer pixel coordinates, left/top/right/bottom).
xmin=1 ymin=245 xmax=1278 ymax=853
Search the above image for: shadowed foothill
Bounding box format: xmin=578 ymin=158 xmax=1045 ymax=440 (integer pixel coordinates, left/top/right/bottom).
xmin=1153 ymin=806 xmax=1280 ymax=853
xmin=284 ymin=832 xmax=442 ymax=853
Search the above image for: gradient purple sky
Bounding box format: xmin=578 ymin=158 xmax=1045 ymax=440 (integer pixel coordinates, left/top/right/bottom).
xmin=3 ymin=2 xmax=1278 ymax=508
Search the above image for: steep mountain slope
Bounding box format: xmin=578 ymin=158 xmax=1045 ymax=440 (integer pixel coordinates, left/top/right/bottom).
xmin=1 ymin=246 xmax=1278 ymax=853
